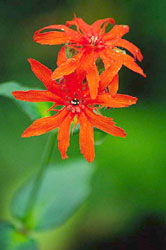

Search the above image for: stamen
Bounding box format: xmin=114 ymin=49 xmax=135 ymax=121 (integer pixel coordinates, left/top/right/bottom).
xmin=89 ymin=35 xmax=98 ymax=46
xmin=71 ymin=98 xmax=79 ymax=106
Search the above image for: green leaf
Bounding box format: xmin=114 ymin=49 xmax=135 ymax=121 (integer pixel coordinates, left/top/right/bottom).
xmin=0 ymin=81 xmax=51 ymax=120
xmin=11 ymin=160 xmax=93 ymax=231
xmin=65 ymin=46 xmax=78 ymax=58
xmin=0 ymin=222 xmax=37 ymax=250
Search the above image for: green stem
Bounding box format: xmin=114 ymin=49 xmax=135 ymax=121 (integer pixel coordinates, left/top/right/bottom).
xmin=23 ymin=132 xmax=56 ymax=228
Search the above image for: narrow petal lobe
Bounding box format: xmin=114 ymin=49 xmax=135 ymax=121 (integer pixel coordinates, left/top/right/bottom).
xmin=22 ymin=108 xmax=68 ymax=137
xmin=92 ymin=18 xmax=115 ymax=35
xmin=86 ymin=108 xmax=126 ymax=137
xmin=57 ymin=46 xmax=67 ymax=66
xmin=79 ymin=112 xmax=95 ymax=163
xmin=116 ymin=39 xmax=143 ymax=62
xmin=58 ymin=114 xmax=72 ymax=159
xmin=28 ymin=59 xmax=58 ymax=92
xmin=103 ymin=25 xmax=129 ymax=41
xmin=34 ymin=24 xmax=81 ymax=44
xmin=52 ymin=51 xmax=83 ymax=80
xmin=122 ymin=54 xmax=146 ymax=77
xmin=95 ymin=93 xmax=138 ymax=108
xmin=66 ymin=14 xmax=91 ymax=35
xmin=87 ymin=63 xmax=100 ymax=99
xmin=12 ymin=90 xmax=63 ymax=103
xmin=108 ymin=74 xmax=119 ymax=97
xmin=100 ymin=62 xmax=122 ymax=90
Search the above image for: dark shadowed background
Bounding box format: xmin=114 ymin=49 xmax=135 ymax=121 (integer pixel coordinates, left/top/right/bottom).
xmin=0 ymin=0 xmax=166 ymax=249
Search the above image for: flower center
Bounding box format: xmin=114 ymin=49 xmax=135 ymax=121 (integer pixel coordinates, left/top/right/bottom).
xmin=66 ymin=97 xmax=85 ymax=114
xmin=88 ymin=35 xmax=104 ymax=50
xmin=71 ymin=98 xmax=79 ymax=106
xmin=89 ymin=35 xmax=98 ymax=46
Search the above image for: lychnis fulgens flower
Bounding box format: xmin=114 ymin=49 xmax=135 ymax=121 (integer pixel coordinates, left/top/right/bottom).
xmin=13 ymin=59 xmax=137 ymax=162
xmin=34 ymin=14 xmax=146 ymax=99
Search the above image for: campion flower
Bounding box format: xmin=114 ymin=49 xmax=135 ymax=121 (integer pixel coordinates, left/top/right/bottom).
xmin=12 ymin=59 xmax=138 ymax=162
xmin=34 ymin=14 xmax=146 ymax=99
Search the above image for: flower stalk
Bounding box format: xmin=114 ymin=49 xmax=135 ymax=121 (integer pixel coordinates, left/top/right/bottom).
xmin=22 ymin=132 xmax=56 ymax=229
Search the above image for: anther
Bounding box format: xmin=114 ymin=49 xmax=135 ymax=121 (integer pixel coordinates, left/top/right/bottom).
xmin=71 ymin=98 xmax=79 ymax=106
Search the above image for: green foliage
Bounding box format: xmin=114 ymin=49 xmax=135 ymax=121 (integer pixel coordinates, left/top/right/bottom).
xmin=0 ymin=222 xmax=37 ymax=250
xmin=65 ymin=47 xmax=78 ymax=59
xmin=0 ymin=81 xmax=50 ymax=120
xmin=94 ymin=129 xmax=107 ymax=146
xmin=11 ymin=161 xmax=93 ymax=231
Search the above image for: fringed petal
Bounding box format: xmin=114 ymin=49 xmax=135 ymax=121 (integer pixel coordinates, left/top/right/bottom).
xmin=34 ymin=24 xmax=81 ymax=45
xmin=105 ymin=49 xmax=146 ymax=77
xmin=99 ymin=62 xmax=122 ymax=90
xmin=22 ymin=108 xmax=68 ymax=137
xmin=87 ymin=63 xmax=100 ymax=99
xmin=122 ymin=54 xmax=146 ymax=77
xmin=12 ymin=90 xmax=63 ymax=103
xmin=94 ymin=93 xmax=138 ymax=108
xmin=115 ymin=39 xmax=143 ymax=62
xmin=34 ymin=31 xmax=69 ymax=45
xmin=52 ymin=51 xmax=83 ymax=80
xmin=76 ymin=49 xmax=93 ymax=73
xmin=66 ymin=14 xmax=91 ymax=35
xmin=57 ymin=46 xmax=67 ymax=66
xmin=92 ymin=18 xmax=115 ymax=35
xmin=103 ymin=25 xmax=129 ymax=41
xmin=63 ymin=71 xmax=85 ymax=91
xmin=79 ymin=112 xmax=95 ymax=163
xmin=99 ymin=50 xmax=113 ymax=69
xmin=28 ymin=59 xmax=58 ymax=92
xmin=108 ymin=74 xmax=119 ymax=97
xmin=58 ymin=113 xmax=72 ymax=159
xmin=85 ymin=108 xmax=126 ymax=137
xmin=76 ymin=49 xmax=99 ymax=99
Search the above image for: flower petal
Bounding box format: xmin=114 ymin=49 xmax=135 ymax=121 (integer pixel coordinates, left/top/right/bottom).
xmin=108 ymin=74 xmax=119 ymax=97
xmin=99 ymin=50 xmax=113 ymax=69
xmin=28 ymin=58 xmax=58 ymax=92
xmin=103 ymin=25 xmax=129 ymax=41
xmin=58 ymin=113 xmax=72 ymax=159
xmin=52 ymin=51 xmax=83 ymax=80
xmin=34 ymin=31 xmax=69 ymax=45
xmin=87 ymin=63 xmax=100 ymax=99
xmin=122 ymin=54 xmax=146 ymax=77
xmin=113 ymin=94 xmax=138 ymax=105
xmin=76 ymin=49 xmax=93 ymax=73
xmin=99 ymin=62 xmax=122 ymax=90
xmin=63 ymin=71 xmax=85 ymax=91
xmin=22 ymin=108 xmax=68 ymax=137
xmin=79 ymin=112 xmax=95 ymax=163
xmin=94 ymin=93 xmax=138 ymax=108
xmin=105 ymin=49 xmax=146 ymax=77
xmin=76 ymin=49 xmax=99 ymax=99
xmin=115 ymin=39 xmax=143 ymax=62
xmin=34 ymin=24 xmax=81 ymax=45
xmin=57 ymin=46 xmax=67 ymax=66
xmin=12 ymin=90 xmax=63 ymax=103
xmin=66 ymin=14 xmax=91 ymax=35
xmin=85 ymin=108 xmax=126 ymax=137
xmin=92 ymin=18 xmax=115 ymax=35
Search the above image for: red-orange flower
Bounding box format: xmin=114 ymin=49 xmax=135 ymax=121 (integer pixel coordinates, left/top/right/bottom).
xmin=12 ymin=59 xmax=138 ymax=162
xmin=34 ymin=14 xmax=146 ymax=99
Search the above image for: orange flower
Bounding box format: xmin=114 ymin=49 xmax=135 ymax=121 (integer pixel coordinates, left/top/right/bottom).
xmin=34 ymin=14 xmax=146 ymax=99
xmin=12 ymin=59 xmax=138 ymax=162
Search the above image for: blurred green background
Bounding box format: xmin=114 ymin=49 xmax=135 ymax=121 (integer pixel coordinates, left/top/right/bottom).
xmin=0 ymin=0 xmax=166 ymax=249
